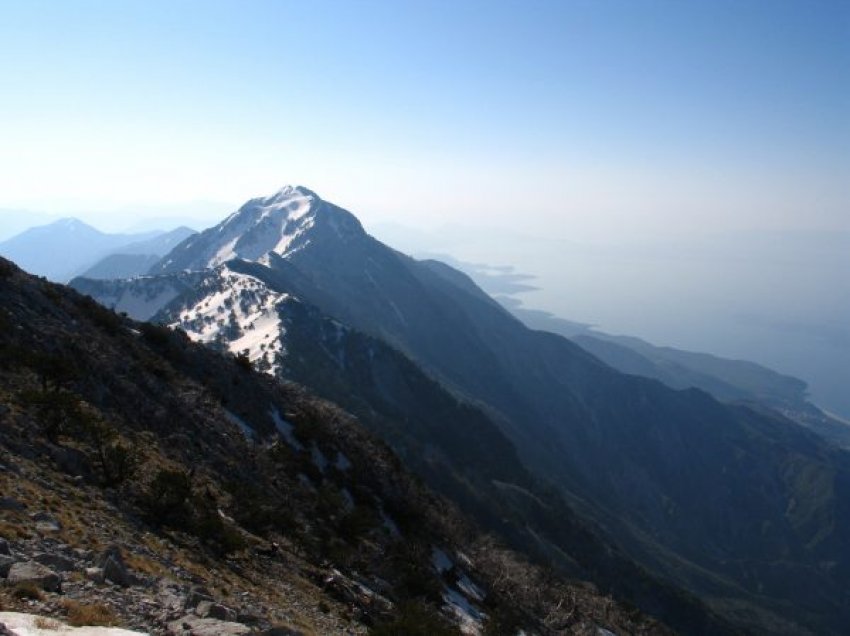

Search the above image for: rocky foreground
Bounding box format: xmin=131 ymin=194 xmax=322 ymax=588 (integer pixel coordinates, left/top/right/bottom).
xmin=0 ymin=256 xmax=671 ymax=635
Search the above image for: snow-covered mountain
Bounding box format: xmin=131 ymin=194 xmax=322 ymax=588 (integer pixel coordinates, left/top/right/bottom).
xmin=70 ymin=185 xmax=850 ymax=635
xmin=152 ymin=186 xmax=363 ymax=274
xmin=169 ymin=265 xmax=289 ymax=375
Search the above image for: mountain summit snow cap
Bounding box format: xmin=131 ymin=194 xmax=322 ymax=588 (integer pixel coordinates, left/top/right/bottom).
xmin=274 ymin=184 xmax=318 ymax=198
xmin=150 ymin=184 xmax=366 ymax=274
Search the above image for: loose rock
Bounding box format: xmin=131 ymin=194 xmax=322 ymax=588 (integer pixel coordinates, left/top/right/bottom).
xmin=0 ymin=555 xmax=16 ymax=577
xmin=34 ymin=551 xmax=76 ymax=572
xmin=6 ymin=560 xmax=61 ymax=592
xmin=0 ymin=497 xmax=26 ymax=511
xmin=30 ymin=511 xmax=61 ymax=533
xmin=97 ymin=545 xmax=132 ymax=587
xmin=195 ymin=600 xmax=237 ymax=622
xmin=167 ymin=615 xmax=252 ymax=636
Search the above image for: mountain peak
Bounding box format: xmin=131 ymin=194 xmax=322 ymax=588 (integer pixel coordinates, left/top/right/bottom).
xmin=272 ymin=184 xmax=318 ymax=199
xmin=152 ymin=185 xmax=365 ymax=274
xmin=55 ymin=217 xmax=93 ymax=230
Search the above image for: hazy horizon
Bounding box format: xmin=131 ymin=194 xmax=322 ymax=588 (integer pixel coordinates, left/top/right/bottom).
xmin=1 ymin=0 xmax=847 ymax=412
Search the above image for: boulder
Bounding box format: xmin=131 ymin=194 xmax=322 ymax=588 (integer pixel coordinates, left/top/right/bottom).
xmin=0 ymin=538 xmax=10 ymax=555
xmin=167 ymin=616 xmax=252 ymax=636
xmin=235 ymin=609 xmax=262 ymax=626
xmin=7 ymin=560 xmax=61 ymax=592
xmin=34 ymin=552 xmax=77 ymax=572
xmin=30 ymin=511 xmax=61 ymax=533
xmin=96 ymin=545 xmax=131 ymax=586
xmin=195 ymin=601 xmax=236 ymax=622
xmin=0 ymin=555 xmax=17 ymax=577
xmin=184 ymin=587 xmax=214 ymax=610
xmin=48 ymin=444 xmax=91 ymax=477
xmin=0 ymin=497 xmax=26 ymax=511
xmin=103 ymin=555 xmax=131 ymax=586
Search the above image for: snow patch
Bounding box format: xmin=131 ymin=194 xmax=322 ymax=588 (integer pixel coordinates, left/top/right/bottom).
xmin=432 ymin=547 xmax=454 ymax=574
xmin=173 ymin=267 xmax=287 ymax=376
xmin=92 ymin=279 xmax=182 ymax=322
xmin=0 ymin=612 xmax=145 ymax=635
xmin=225 ymin=410 xmax=255 ymax=441
xmin=270 ymin=408 xmax=303 ymax=450
xmin=340 ymin=487 xmax=355 ymax=511
xmin=198 ymin=186 xmax=318 ymax=269
xmin=381 ymin=509 xmax=401 ymax=537
xmin=457 ymin=574 xmax=486 ymax=603
xmin=442 ymin=586 xmax=486 ymax=635
xmin=311 ymin=444 xmax=329 ymax=473
xmin=334 ymin=452 xmax=352 ymax=471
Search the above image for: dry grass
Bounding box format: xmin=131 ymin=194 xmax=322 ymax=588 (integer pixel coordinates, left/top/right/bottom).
xmin=62 ymin=599 xmax=121 ymax=627
xmin=0 ymin=519 xmax=28 ymax=540
xmin=125 ymin=552 xmax=168 ymax=578
xmin=12 ymin=582 xmax=43 ymax=600
xmin=34 ymin=616 xmax=61 ymax=630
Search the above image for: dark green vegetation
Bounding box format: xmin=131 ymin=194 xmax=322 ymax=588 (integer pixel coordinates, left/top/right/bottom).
xmin=0 ymin=257 xmax=669 ymax=634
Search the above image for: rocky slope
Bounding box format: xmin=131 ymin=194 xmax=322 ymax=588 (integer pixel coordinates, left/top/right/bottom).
xmin=104 ymin=185 xmax=848 ymax=635
xmin=75 ymin=260 xmax=735 ymax=634
xmin=0 ymin=257 xmax=668 ymax=636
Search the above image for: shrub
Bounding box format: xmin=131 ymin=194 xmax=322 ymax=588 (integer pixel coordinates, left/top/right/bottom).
xmin=389 ymin=543 xmax=444 ymax=602
xmin=12 ymin=582 xmax=43 ymax=600
xmin=143 ymin=468 xmax=193 ymax=523
xmin=63 ymin=599 xmax=120 ymax=627
xmin=75 ymin=295 xmax=123 ymax=334
xmin=192 ymin=505 xmax=246 ymax=556
xmin=234 ymin=352 xmax=254 ymax=372
xmin=336 ymin=505 xmax=379 ymax=543
xmin=0 ymin=259 xmax=15 ymax=278
xmin=33 ymin=617 xmax=60 ymax=630
xmin=18 ymin=389 xmax=93 ymax=442
xmin=226 ymin=482 xmax=296 ymax=536
xmin=139 ymin=321 xmax=172 ymax=347
xmin=99 ymin=441 xmax=140 ymax=486
xmin=27 ymin=351 xmax=80 ymax=392
xmin=370 ymin=601 xmax=460 ymax=636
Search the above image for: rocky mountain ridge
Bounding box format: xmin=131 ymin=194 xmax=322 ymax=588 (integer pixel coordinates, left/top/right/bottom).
xmin=71 ymin=185 xmax=850 ymax=634
xmin=0 ymin=256 xmax=667 ymax=635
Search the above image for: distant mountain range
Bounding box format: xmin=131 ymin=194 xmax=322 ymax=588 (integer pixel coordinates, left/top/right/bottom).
xmin=0 ymin=218 xmax=195 ymax=282
xmin=70 ymin=186 xmax=850 ymax=635
xmin=490 ymin=300 xmax=850 ymax=450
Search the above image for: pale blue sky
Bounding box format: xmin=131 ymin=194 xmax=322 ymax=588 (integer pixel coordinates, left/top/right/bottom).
xmin=0 ymin=0 xmax=847 ymax=238
xmin=1 ymin=1 xmax=848 ymax=413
